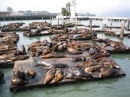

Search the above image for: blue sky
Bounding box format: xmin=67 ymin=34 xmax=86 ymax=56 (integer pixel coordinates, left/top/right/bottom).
xmin=0 ymin=0 xmax=130 ymax=16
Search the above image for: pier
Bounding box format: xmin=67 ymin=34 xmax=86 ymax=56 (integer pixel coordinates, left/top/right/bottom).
xmin=89 ymin=16 xmax=128 ymax=22
xmin=0 ymin=15 xmax=57 ymax=21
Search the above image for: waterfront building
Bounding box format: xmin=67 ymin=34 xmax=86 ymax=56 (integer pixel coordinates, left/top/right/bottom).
xmin=7 ymin=7 xmax=13 ymax=13
xmin=76 ymin=12 xmax=95 ymax=17
xmin=0 ymin=12 xmax=10 ymax=16
xmin=33 ymin=11 xmax=50 ymax=15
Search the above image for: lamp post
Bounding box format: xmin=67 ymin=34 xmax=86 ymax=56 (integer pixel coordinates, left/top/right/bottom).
xmin=50 ymin=14 xmax=52 ymax=25
xmin=110 ymin=15 xmax=113 ymax=29
xmin=58 ymin=15 xmax=59 ymax=26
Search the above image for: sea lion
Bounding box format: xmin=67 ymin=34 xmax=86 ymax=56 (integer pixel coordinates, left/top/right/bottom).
xmin=84 ymin=65 xmax=101 ymax=74
xmin=40 ymin=52 xmax=55 ymax=59
xmin=64 ymin=69 xmax=76 ymax=79
xmin=72 ymin=56 xmax=86 ymax=62
xmin=83 ymin=59 xmax=98 ymax=67
xmin=21 ymin=45 xmax=26 ymax=53
xmin=40 ymin=40 xmax=49 ymax=46
xmin=42 ymin=48 xmax=52 ymax=55
xmin=11 ymin=68 xmax=27 ymax=86
xmin=99 ymin=68 xmax=119 ymax=78
xmin=43 ymin=68 xmax=56 ymax=84
xmin=7 ymin=55 xmax=29 ymax=61
xmin=69 ymin=68 xmax=93 ymax=79
xmin=75 ymin=64 xmax=84 ymax=69
xmin=51 ymin=63 xmax=69 ymax=69
xmin=57 ymin=45 xmax=66 ymax=53
xmin=88 ymin=47 xmax=96 ymax=55
xmin=24 ymin=69 xmax=35 ymax=78
xmin=90 ymin=53 xmax=105 ymax=59
xmin=100 ymin=43 xmax=107 ymax=48
xmin=30 ymin=51 xmax=36 ymax=57
xmin=35 ymin=60 xmax=69 ymax=69
xmin=51 ymin=68 xmax=64 ymax=84
xmin=97 ymin=57 xmax=120 ymax=69
xmin=67 ymin=50 xmax=83 ymax=55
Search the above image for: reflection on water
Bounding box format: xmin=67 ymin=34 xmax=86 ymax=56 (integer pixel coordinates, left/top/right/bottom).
xmin=0 ymin=20 xmax=130 ymax=97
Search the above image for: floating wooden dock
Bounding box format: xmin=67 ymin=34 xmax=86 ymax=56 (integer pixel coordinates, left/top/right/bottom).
xmin=92 ymin=38 xmax=130 ymax=54
xmin=105 ymin=29 xmax=130 ymax=37
xmin=10 ymin=57 xmax=126 ymax=92
xmin=23 ymin=31 xmax=54 ymax=37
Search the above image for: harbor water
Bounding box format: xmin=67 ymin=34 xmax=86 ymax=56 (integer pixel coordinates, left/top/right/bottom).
xmin=0 ymin=19 xmax=130 ymax=97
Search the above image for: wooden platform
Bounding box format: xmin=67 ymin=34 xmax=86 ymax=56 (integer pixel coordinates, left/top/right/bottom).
xmin=23 ymin=31 xmax=53 ymax=37
xmin=10 ymin=57 xmax=126 ymax=92
xmin=105 ymin=29 xmax=130 ymax=37
xmin=83 ymin=25 xmax=100 ymax=28
xmin=0 ymin=60 xmax=14 ymax=68
xmin=92 ymin=40 xmax=130 ymax=54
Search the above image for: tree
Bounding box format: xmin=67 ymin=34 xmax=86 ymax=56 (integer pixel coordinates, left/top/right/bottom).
xmin=61 ymin=2 xmax=71 ymax=16
xmin=61 ymin=7 xmax=69 ymax=16
xmin=66 ymin=2 xmax=71 ymax=15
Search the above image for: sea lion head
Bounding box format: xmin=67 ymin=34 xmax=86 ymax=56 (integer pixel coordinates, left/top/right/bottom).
xmin=24 ymin=69 xmax=35 ymax=78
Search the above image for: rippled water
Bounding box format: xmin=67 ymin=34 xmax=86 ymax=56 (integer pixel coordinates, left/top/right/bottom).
xmin=0 ymin=19 xmax=130 ymax=97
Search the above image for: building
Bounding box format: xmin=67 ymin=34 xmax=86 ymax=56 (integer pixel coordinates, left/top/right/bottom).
xmin=18 ymin=11 xmax=26 ymax=16
xmin=0 ymin=12 xmax=10 ymax=16
xmin=77 ymin=12 xmax=96 ymax=17
xmin=7 ymin=7 xmax=13 ymax=12
xmin=33 ymin=11 xmax=50 ymax=15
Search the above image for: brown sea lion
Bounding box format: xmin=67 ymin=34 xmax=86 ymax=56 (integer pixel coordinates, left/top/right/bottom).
xmin=90 ymin=53 xmax=107 ymax=59
xmin=99 ymin=68 xmax=119 ymax=78
xmin=100 ymin=43 xmax=107 ymax=48
xmin=42 ymin=48 xmax=52 ymax=55
xmin=21 ymin=45 xmax=26 ymax=53
xmin=84 ymin=65 xmax=101 ymax=74
xmin=51 ymin=68 xmax=64 ymax=84
xmin=83 ymin=59 xmax=98 ymax=67
xmin=51 ymin=63 xmax=69 ymax=69
xmin=72 ymin=56 xmax=86 ymax=62
xmin=24 ymin=69 xmax=35 ymax=78
xmin=67 ymin=47 xmax=82 ymax=54
xmin=40 ymin=52 xmax=55 ymax=59
xmin=69 ymin=68 xmax=93 ymax=79
xmin=97 ymin=57 xmax=120 ymax=69
xmin=75 ymin=64 xmax=84 ymax=69
xmin=67 ymin=50 xmax=83 ymax=55
xmin=7 ymin=55 xmax=29 ymax=61
xmin=43 ymin=68 xmax=56 ymax=85
xmin=11 ymin=68 xmax=27 ymax=86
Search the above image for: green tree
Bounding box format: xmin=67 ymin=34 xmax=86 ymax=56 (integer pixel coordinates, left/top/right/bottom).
xmin=66 ymin=2 xmax=71 ymax=15
xmin=61 ymin=7 xmax=69 ymax=16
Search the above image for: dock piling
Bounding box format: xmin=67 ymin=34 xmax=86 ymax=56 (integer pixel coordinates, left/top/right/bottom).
xmin=58 ymin=17 xmax=59 ymax=26
xmin=50 ymin=17 xmax=52 ymax=25
xmin=120 ymin=21 xmax=125 ymax=39
xmin=89 ymin=19 xmax=92 ymax=32
xmin=126 ymin=18 xmax=130 ymax=31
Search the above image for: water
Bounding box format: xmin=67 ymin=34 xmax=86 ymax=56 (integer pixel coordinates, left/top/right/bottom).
xmin=0 ymin=19 xmax=130 ymax=97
